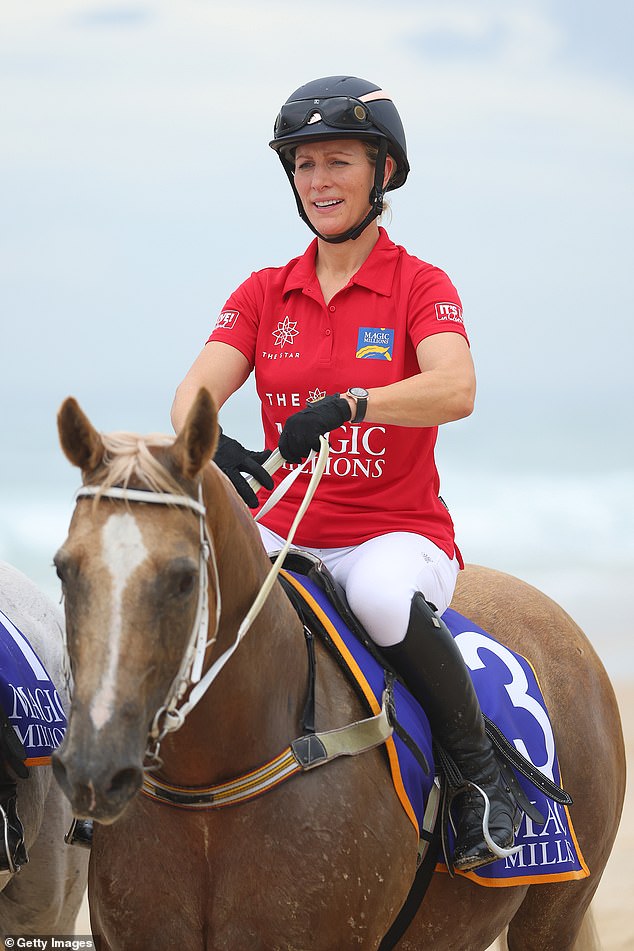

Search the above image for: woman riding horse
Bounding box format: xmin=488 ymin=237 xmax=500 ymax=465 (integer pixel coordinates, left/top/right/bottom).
xmin=172 ymin=74 xmax=518 ymax=871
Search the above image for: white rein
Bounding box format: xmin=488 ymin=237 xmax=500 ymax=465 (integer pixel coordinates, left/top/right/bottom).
xmin=73 ymin=438 xmax=329 ymax=759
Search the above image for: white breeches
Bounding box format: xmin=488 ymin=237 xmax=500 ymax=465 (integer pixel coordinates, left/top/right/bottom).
xmin=257 ymin=525 xmax=460 ymax=648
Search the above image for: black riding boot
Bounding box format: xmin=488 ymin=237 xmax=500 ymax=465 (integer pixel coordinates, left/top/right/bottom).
xmin=0 ymin=706 xmax=29 ymax=873
xmin=381 ymin=592 xmax=519 ymax=871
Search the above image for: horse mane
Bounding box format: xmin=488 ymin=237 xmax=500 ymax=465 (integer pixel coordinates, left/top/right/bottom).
xmin=96 ymin=431 xmax=185 ymax=496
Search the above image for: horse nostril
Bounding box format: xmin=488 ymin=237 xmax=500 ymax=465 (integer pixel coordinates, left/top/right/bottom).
xmin=108 ymin=766 xmax=143 ymax=797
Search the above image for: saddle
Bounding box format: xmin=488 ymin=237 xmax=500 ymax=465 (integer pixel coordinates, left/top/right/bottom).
xmin=275 ymin=549 xmax=584 ymax=949
xmin=276 ymin=548 xmax=570 ymax=819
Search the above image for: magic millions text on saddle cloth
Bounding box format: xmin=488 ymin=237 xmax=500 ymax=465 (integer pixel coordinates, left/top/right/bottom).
xmin=0 ymin=608 xmax=67 ymax=765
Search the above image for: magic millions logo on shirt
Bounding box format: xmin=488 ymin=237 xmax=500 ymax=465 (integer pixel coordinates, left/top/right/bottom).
xmin=356 ymin=327 xmax=394 ymax=360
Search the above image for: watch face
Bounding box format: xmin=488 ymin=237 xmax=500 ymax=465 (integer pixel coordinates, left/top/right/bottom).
xmin=349 ymin=387 xmax=369 ymax=399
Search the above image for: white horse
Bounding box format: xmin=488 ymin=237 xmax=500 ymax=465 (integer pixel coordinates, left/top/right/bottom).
xmin=0 ymin=561 xmax=88 ymax=936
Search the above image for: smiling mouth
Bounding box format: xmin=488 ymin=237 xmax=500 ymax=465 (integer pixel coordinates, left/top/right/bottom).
xmin=314 ymin=199 xmax=343 ymax=208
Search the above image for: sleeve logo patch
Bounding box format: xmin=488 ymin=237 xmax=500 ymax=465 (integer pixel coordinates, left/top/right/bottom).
xmin=435 ymin=302 xmax=463 ymax=324
xmin=356 ymin=327 xmax=394 ymax=360
xmin=215 ymin=310 xmax=239 ymax=330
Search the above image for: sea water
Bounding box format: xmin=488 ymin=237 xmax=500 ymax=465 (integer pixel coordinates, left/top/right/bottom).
xmin=1 ymin=446 xmax=632 ymax=681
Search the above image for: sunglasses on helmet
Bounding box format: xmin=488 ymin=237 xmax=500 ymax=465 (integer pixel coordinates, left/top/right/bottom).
xmin=274 ymin=96 xmax=379 ymax=137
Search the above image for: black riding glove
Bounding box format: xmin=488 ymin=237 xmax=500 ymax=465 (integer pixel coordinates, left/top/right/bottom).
xmin=279 ymin=394 xmax=352 ymax=464
xmin=214 ymin=430 xmax=273 ymax=509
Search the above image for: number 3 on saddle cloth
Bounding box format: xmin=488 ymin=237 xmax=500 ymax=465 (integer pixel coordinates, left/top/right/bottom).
xmin=278 ymin=553 xmax=589 ymax=888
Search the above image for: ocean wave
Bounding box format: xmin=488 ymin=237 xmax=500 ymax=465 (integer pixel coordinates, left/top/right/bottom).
xmin=1 ymin=469 xmax=632 ymax=676
xmin=443 ymin=468 xmax=634 ymax=566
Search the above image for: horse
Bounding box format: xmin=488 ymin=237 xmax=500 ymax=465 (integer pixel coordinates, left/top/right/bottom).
xmin=0 ymin=560 xmax=89 ymax=936
xmin=52 ymin=390 xmax=625 ymax=951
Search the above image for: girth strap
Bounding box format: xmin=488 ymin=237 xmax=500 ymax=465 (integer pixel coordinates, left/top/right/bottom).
xmin=378 ymin=778 xmax=442 ymax=951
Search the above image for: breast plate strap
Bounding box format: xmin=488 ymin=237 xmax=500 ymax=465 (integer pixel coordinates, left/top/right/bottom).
xmin=142 ymin=689 xmax=394 ymax=810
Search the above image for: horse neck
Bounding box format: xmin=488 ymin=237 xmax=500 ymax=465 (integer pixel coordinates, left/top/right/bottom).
xmin=159 ymin=467 xmax=309 ymax=785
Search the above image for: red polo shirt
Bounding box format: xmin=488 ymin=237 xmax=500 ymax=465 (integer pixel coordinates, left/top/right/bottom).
xmin=208 ymin=228 xmax=468 ymax=558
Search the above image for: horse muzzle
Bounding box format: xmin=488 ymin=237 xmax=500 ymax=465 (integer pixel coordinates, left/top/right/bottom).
xmin=53 ymin=724 xmax=145 ymax=824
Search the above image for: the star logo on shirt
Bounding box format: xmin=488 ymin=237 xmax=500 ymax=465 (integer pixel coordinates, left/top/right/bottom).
xmin=272 ymin=316 xmax=299 ymax=349
xmin=307 ymin=387 xmax=326 ymax=403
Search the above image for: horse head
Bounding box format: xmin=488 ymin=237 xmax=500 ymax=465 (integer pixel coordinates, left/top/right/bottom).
xmin=52 ymin=390 xmax=219 ymax=823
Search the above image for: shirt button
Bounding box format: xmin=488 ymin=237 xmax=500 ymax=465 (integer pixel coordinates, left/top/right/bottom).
xmin=325 ymin=329 xmax=331 ymax=336
xmin=329 ymin=305 xmax=336 ymax=312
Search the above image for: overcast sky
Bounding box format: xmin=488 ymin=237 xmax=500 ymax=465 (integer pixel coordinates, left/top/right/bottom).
xmin=2 ymin=0 xmax=633 ymax=480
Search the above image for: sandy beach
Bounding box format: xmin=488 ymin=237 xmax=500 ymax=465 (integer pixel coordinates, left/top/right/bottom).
xmin=74 ymin=683 xmax=632 ymax=949
xmin=591 ymin=682 xmax=633 ymax=951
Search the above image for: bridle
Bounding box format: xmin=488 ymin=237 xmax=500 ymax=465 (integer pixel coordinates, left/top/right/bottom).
xmin=66 ymin=440 xmax=400 ymax=812
xmin=74 ymin=483 xmax=221 ymax=763
xmin=70 ymin=440 xmax=330 ymax=766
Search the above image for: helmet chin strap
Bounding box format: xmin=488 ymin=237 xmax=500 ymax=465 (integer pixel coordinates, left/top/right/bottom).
xmin=288 ymin=139 xmax=389 ymax=244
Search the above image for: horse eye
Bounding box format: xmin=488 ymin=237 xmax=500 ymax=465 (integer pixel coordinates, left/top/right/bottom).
xmin=177 ymin=573 xmax=195 ymax=596
xmin=53 ymin=550 xmax=71 ymax=584
xmin=165 ymin=559 xmax=198 ymax=599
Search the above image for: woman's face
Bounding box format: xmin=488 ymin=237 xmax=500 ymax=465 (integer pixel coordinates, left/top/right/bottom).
xmin=293 ymin=139 xmax=383 ymax=240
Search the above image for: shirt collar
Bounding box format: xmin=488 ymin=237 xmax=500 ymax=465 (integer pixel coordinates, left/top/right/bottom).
xmin=282 ymin=228 xmax=399 ymax=298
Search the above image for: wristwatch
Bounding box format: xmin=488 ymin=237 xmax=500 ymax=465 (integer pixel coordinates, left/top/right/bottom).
xmin=345 ymin=387 xmax=369 ymax=424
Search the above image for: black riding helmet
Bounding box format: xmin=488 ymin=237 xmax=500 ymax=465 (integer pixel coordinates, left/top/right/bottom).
xmin=269 ymin=76 xmax=409 ymax=244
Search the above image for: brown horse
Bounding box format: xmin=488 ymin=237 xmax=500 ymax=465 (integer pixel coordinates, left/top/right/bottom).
xmin=52 ymin=390 xmax=625 ymax=951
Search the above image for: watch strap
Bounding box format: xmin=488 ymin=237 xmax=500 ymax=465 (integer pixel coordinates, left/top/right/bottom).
xmin=346 ymin=389 xmax=368 ymax=424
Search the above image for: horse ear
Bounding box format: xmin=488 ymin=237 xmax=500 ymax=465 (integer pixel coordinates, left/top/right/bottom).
xmin=171 ymin=388 xmax=218 ymax=479
xmin=58 ymin=397 xmax=106 ymax=474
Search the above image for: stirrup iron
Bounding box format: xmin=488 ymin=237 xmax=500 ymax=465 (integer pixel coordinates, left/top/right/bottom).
xmin=463 ymin=780 xmax=522 ymax=861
